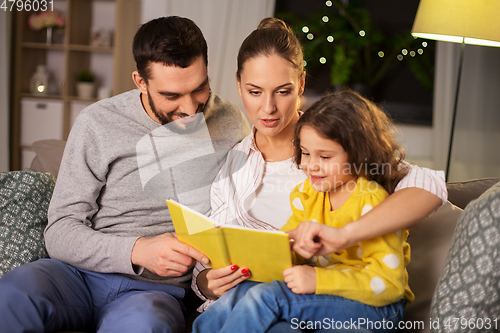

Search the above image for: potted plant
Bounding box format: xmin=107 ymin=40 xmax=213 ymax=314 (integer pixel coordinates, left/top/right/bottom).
xmin=76 ymin=69 xmax=96 ymax=99
xmin=278 ymin=0 xmax=434 ymax=95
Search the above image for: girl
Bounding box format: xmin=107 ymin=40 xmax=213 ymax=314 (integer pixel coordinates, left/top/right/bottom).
xmin=192 ymin=17 xmax=445 ymax=314
xmin=194 ymin=90 xmax=413 ymax=333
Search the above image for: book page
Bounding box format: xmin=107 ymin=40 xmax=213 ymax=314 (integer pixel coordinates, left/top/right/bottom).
xmin=223 ymin=226 xmax=292 ymax=283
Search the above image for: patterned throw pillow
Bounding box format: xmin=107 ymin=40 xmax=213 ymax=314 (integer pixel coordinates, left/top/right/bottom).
xmin=430 ymin=181 xmax=500 ymax=333
xmin=0 ymin=170 xmax=56 ymax=276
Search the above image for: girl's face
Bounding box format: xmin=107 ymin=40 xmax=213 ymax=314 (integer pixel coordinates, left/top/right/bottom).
xmin=237 ymin=54 xmax=305 ymax=138
xmin=299 ymin=126 xmax=356 ymax=193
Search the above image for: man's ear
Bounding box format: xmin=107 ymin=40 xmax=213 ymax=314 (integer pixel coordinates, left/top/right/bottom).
xmin=132 ymin=71 xmax=147 ymax=94
xmin=235 ymin=72 xmax=242 ymax=97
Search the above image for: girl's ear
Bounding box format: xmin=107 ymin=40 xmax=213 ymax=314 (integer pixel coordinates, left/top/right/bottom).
xmin=235 ymin=72 xmax=242 ymax=97
xmin=298 ymin=71 xmax=306 ymax=95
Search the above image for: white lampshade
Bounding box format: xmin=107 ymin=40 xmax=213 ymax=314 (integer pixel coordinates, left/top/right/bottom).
xmin=411 ymin=0 xmax=500 ymax=47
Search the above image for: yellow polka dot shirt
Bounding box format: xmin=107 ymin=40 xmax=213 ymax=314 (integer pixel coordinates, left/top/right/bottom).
xmin=281 ymin=177 xmax=414 ymax=307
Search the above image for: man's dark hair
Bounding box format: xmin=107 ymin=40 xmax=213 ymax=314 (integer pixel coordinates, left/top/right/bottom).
xmin=133 ymin=16 xmax=208 ymax=83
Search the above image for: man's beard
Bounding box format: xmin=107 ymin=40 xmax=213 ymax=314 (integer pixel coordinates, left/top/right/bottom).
xmin=148 ymin=91 xmax=207 ymax=133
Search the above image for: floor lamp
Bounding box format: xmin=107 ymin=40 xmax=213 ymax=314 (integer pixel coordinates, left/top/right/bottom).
xmin=410 ymin=0 xmax=500 ymax=181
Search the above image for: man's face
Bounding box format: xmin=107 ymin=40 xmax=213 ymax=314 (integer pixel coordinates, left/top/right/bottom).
xmin=136 ymin=56 xmax=210 ymax=128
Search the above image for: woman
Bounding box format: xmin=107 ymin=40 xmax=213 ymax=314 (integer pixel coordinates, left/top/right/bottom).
xmin=192 ymin=17 xmax=446 ymax=313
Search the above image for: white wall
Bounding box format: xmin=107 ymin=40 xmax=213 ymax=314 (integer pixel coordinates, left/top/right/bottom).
xmin=140 ymin=0 xmax=275 ymax=113
xmin=0 ymin=11 xmax=11 ymax=172
xmin=433 ymin=42 xmax=500 ymax=181
xmin=395 ymin=124 xmax=434 ymax=169
xmin=397 ymin=42 xmax=500 ymax=181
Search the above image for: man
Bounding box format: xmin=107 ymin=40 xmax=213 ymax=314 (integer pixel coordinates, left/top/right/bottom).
xmin=0 ymin=16 xmax=250 ymax=332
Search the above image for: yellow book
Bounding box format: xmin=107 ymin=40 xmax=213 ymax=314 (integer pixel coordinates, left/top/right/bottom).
xmin=167 ymin=199 xmax=292 ymax=283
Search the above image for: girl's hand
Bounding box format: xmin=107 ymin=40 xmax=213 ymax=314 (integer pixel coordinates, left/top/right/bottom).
xmin=286 ymin=221 xmax=350 ymax=258
xmin=197 ymin=265 xmax=250 ymax=300
xmin=283 ymin=265 xmax=316 ymax=294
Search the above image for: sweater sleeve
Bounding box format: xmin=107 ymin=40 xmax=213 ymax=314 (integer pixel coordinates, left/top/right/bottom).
xmin=44 ymin=116 xmax=139 ymax=275
xmin=314 ymin=189 xmax=413 ymax=307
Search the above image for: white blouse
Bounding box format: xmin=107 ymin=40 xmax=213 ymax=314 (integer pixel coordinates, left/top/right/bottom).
xmin=246 ymin=158 xmax=307 ymax=229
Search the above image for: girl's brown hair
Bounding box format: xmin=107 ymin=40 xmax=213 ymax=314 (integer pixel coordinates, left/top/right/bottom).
xmin=293 ymin=90 xmax=408 ymax=194
xmin=237 ymin=17 xmax=304 ymax=81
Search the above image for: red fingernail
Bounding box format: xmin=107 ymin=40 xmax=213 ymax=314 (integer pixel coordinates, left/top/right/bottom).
xmin=241 ymin=268 xmax=248 ymax=274
xmin=230 ymin=265 xmax=237 ymax=271
xmin=244 ymin=273 xmax=250 ymax=277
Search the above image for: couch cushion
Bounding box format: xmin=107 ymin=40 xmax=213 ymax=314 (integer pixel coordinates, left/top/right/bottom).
xmin=30 ymin=139 xmax=66 ymax=178
xmin=447 ymin=178 xmax=500 ymax=210
xmin=430 ymin=182 xmax=500 ymax=332
xmin=0 ymin=170 xmax=55 ymax=276
xmin=404 ymin=201 xmax=464 ymax=332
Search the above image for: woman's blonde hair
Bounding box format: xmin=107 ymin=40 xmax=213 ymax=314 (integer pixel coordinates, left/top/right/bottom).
xmin=237 ymin=17 xmax=304 ymax=81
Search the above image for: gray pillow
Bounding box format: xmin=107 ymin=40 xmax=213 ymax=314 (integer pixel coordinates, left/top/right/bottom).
xmin=0 ymin=170 xmax=55 ymax=276
xmin=430 ymin=182 xmax=500 ymax=332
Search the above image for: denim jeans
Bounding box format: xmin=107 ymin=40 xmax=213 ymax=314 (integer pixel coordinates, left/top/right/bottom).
xmin=193 ymin=280 xmax=404 ymax=333
xmin=0 ymin=258 xmax=186 ymax=333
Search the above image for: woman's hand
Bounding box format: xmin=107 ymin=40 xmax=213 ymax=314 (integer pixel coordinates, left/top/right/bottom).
xmin=286 ymin=221 xmax=350 ymax=258
xmin=283 ymin=265 xmax=316 ymax=294
xmin=197 ymin=265 xmax=250 ymax=300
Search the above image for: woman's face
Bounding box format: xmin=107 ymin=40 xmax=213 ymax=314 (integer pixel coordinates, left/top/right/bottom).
xmin=237 ymin=54 xmax=305 ymax=138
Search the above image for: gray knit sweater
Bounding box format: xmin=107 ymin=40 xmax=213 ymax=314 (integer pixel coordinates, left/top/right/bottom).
xmin=45 ymin=89 xmax=250 ymax=290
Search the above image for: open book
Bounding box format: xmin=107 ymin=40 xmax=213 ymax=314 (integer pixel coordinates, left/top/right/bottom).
xmin=167 ymin=199 xmax=292 ymax=283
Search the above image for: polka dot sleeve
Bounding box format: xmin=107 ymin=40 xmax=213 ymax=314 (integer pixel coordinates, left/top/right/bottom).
xmin=314 ymin=183 xmax=415 ymax=306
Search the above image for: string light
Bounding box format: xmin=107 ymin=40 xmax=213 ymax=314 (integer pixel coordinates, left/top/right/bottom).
xmin=307 ymin=33 xmax=314 ymax=40
xmin=418 ymin=48 xmax=424 ymax=55
xmin=327 ymin=36 xmax=334 ymax=42
xmin=402 ymin=49 xmax=408 ymax=55
xmin=319 ymin=57 xmax=327 ymax=64
xmin=325 ymin=0 xmax=332 ymax=6
xmin=322 ymin=16 xmax=329 ymax=23
xmin=422 ymin=42 xmax=428 ymax=47
xmin=378 ymin=51 xmax=384 ymax=58
xmin=410 ymin=51 xmax=416 ymax=57
xmin=302 ymin=26 xmax=309 ymax=33
xmin=304 ymin=60 xmax=308 ymax=67
xmin=397 ymin=55 xmax=403 ymax=61
xmin=359 ymin=30 xmax=366 ymax=37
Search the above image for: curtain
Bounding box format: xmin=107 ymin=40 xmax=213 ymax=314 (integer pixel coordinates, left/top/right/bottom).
xmin=433 ymin=42 xmax=500 ymax=181
xmin=140 ymin=0 xmax=276 ymax=113
xmin=0 ymin=11 xmax=10 ymax=172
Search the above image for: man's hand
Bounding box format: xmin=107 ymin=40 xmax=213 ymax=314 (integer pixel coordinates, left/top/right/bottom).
xmin=197 ymin=265 xmax=250 ymax=300
xmin=131 ymin=233 xmax=209 ymax=277
xmin=286 ymin=221 xmax=350 ymax=258
xmin=283 ymin=265 xmax=316 ymax=294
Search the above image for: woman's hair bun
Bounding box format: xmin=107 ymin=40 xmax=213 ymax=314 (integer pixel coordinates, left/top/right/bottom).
xmin=257 ymin=17 xmax=292 ymax=33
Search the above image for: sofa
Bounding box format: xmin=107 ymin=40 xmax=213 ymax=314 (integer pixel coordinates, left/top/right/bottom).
xmin=1 ymin=139 xmax=499 ymax=332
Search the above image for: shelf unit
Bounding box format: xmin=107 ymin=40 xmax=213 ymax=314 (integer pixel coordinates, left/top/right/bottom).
xmin=10 ymin=0 xmax=140 ymax=170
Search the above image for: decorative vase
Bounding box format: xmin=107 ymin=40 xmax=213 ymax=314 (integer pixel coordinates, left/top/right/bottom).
xmin=46 ymin=27 xmax=53 ymax=46
xmin=76 ymin=82 xmax=95 ymax=99
xmin=30 ymin=65 xmax=49 ymax=95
